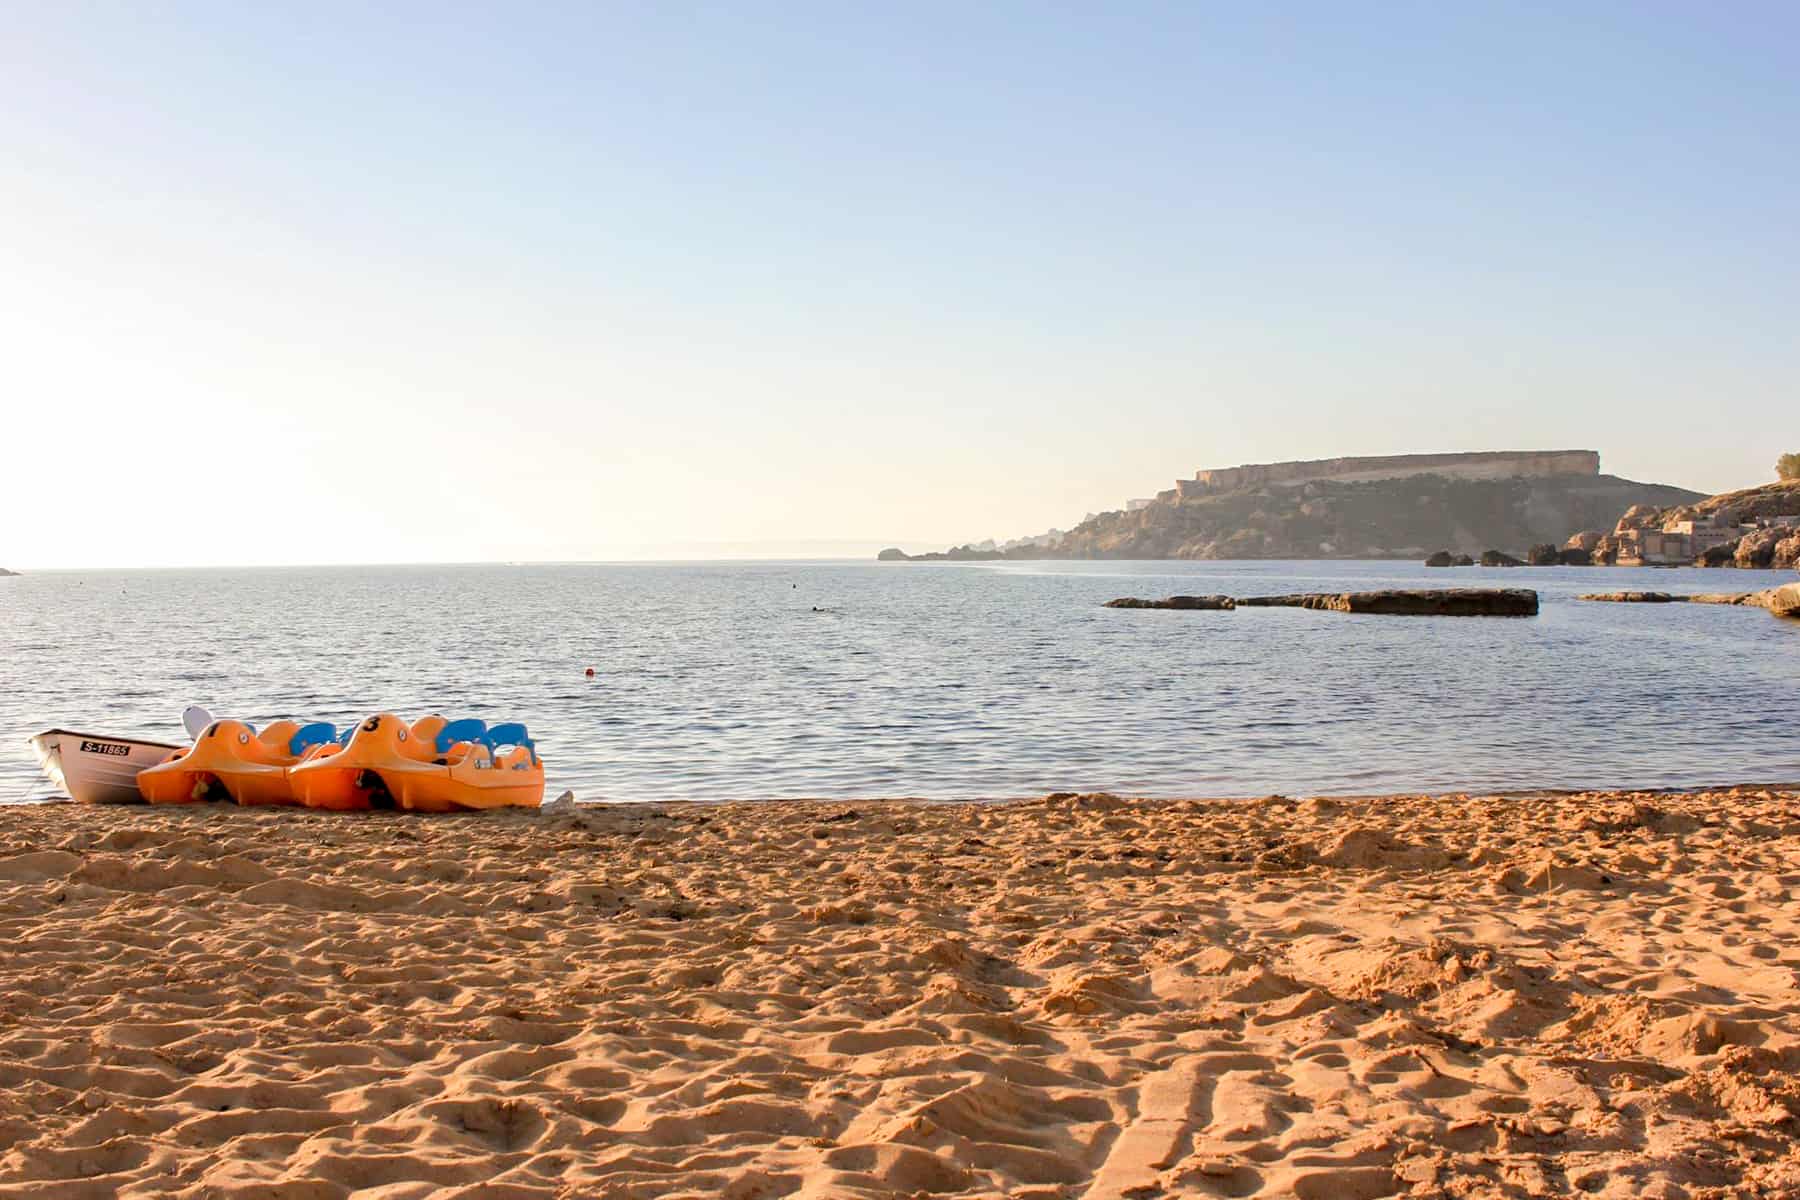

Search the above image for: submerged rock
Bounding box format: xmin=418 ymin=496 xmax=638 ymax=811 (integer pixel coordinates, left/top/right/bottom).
xmin=1581 ymin=590 xmax=1783 ymax=609
xmin=1331 ymin=589 xmax=1537 ymax=616
xmin=1480 ymin=549 xmax=1525 ymax=567
xmin=1103 ymin=595 xmax=1236 ymax=610
xmin=1239 ymin=589 xmax=1538 ymax=617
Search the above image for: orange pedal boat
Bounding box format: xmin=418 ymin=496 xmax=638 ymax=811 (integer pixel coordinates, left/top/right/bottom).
xmin=137 ymin=719 xmax=342 ymax=806
xmin=289 ymin=713 xmax=544 ymax=812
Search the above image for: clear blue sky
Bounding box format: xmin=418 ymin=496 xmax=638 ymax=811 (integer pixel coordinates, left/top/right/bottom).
xmin=3 ymin=2 xmax=1794 ymax=566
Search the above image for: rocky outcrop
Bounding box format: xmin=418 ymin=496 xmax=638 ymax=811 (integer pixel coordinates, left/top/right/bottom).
xmin=1770 ymin=584 xmax=1800 ymax=619
xmin=1481 ymin=550 xmax=1525 ymax=567
xmin=878 ymin=546 xmax=1005 ymax=562
xmin=1597 ymin=479 xmax=1800 ymax=568
xmin=1527 ymin=544 xmax=1560 ymax=565
xmin=1690 ymin=478 xmax=1800 ymax=524
xmin=1425 ymin=550 xmax=1456 ymax=567
xmin=1559 ymin=548 xmax=1592 ymax=565
xmin=1692 ymin=593 xmax=1779 ymax=607
xmin=1581 ymin=590 xmax=1787 ymax=609
xmin=1729 ymin=527 xmax=1799 ymax=569
xmin=1103 ymin=595 xmax=1236 ymax=610
xmin=1733 ymin=528 xmax=1782 ymax=568
xmin=1565 ymin=530 xmax=1605 ymax=553
xmin=1235 ymin=589 xmax=1538 ymax=617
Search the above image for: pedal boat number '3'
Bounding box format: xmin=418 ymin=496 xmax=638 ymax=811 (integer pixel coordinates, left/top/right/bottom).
xmin=136 ymin=719 xmax=342 ymax=806
xmin=288 ymin=714 xmax=544 ymax=812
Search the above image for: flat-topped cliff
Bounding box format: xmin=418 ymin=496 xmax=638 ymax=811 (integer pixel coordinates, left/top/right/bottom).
xmin=1046 ymin=471 xmax=1700 ymax=561
xmin=1183 ymin=449 xmax=1598 ymax=495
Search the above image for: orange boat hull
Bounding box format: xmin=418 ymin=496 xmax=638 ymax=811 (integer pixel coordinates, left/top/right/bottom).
xmin=289 ymin=714 xmax=543 ymax=813
xmin=137 ymin=719 xmax=337 ymax=806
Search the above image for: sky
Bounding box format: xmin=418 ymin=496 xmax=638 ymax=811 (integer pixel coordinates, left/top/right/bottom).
xmin=1 ymin=1 xmax=1795 ymax=568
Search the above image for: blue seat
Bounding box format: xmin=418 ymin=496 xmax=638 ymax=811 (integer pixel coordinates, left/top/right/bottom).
xmin=289 ymin=722 xmax=338 ymax=756
xmin=435 ymin=718 xmax=487 ymax=754
xmin=485 ymin=722 xmax=538 ymax=764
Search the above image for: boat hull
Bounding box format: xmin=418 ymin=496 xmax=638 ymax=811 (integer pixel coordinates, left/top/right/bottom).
xmin=135 ymin=719 xmax=330 ymax=806
xmin=289 ymin=713 xmax=544 ymax=812
xmin=28 ymin=730 xmax=183 ymax=805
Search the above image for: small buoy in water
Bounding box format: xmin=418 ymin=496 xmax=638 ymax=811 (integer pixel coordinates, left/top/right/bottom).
xmin=584 ymin=667 xmax=595 ymax=677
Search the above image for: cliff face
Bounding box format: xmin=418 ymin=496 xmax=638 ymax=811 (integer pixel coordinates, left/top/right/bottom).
xmin=1032 ymin=473 xmax=1704 ymax=561
xmin=1188 ymin=450 xmax=1599 ymax=494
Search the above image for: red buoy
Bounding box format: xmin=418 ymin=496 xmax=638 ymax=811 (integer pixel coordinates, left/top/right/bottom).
xmin=585 ymin=667 xmax=596 ymax=677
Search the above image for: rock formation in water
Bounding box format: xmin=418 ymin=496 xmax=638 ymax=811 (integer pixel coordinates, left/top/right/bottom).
xmin=1581 ymin=588 xmax=1798 ymax=618
xmin=1103 ymin=589 xmax=1540 ymax=616
xmin=1236 ymin=589 xmax=1540 ymax=616
xmin=1103 ymin=595 xmax=1236 ymax=610
xmin=0 ymin=568 xmax=17 ymax=577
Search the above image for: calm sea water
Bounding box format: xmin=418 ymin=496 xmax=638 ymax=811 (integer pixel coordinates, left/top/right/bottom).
xmin=2 ymin=560 xmax=1796 ymax=802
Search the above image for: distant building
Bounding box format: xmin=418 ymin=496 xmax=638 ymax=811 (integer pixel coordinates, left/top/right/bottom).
xmin=1665 ymin=511 xmax=1740 ymax=556
xmin=1617 ymin=510 xmax=1752 ymax=565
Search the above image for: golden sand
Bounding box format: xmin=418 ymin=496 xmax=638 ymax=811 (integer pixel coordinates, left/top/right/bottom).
xmin=2 ymin=790 xmax=1799 ymax=1198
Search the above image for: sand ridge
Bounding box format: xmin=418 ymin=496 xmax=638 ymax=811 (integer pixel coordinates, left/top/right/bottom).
xmin=1 ymin=790 xmax=1799 ymax=1197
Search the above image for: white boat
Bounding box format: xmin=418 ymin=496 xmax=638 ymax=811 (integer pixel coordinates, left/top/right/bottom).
xmin=28 ymin=729 xmax=183 ymax=804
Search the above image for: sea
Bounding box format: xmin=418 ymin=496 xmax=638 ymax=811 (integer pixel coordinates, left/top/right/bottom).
xmin=2 ymin=560 xmax=1796 ymax=803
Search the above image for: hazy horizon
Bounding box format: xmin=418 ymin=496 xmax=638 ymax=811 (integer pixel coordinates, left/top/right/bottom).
xmin=4 ymin=3 xmax=1795 ymax=569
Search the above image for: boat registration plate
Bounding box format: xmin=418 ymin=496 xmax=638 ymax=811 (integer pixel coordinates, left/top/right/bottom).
xmin=79 ymin=740 xmax=131 ymax=757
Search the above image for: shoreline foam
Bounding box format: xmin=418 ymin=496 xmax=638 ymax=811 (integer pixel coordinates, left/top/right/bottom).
xmin=2 ymin=789 xmax=1798 ymax=1197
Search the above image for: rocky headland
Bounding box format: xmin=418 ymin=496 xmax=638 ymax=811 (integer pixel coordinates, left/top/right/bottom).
xmin=1568 ymin=479 xmax=1800 ymax=569
xmin=888 ymin=451 xmax=1701 ymax=563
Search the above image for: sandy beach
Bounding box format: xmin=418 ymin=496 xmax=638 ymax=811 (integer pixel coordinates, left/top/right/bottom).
xmin=2 ymin=789 xmax=1799 ymax=1199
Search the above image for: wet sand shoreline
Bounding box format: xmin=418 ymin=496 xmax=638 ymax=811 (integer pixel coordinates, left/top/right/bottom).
xmin=2 ymin=789 xmax=1798 ymax=1198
